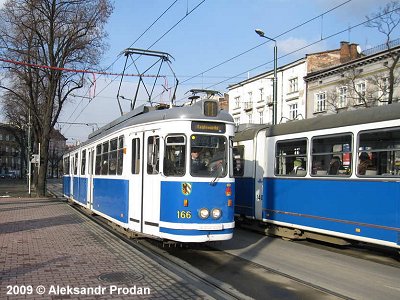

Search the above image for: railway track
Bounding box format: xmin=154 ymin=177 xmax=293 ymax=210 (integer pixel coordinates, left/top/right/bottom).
xmin=47 ymin=182 xmax=399 ymax=300
xmin=64 ymin=199 xmax=349 ymax=300
xmin=65 ymin=200 xmax=249 ymax=300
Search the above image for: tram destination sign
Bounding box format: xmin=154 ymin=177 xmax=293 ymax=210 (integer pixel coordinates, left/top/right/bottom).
xmin=191 ymin=121 xmax=226 ymax=133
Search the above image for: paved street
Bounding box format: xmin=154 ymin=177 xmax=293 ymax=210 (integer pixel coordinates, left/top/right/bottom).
xmin=0 ymin=180 xmax=226 ymax=299
xmin=215 ymin=228 xmax=400 ymax=300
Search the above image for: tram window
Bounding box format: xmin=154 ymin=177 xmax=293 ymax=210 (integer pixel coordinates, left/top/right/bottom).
xmin=95 ymin=144 xmax=102 ymax=175
xmin=147 ymin=136 xmax=160 ymax=175
xmin=131 ymin=138 xmax=140 ymax=174
xmin=74 ymin=153 xmax=78 ymax=175
xmin=233 ymin=145 xmax=245 ymax=177
xmin=108 ymin=138 xmax=118 ymax=175
xmin=101 ymin=141 xmax=109 ymax=175
xmin=311 ymin=134 xmax=352 ymax=176
xmin=63 ymin=157 xmax=70 ymax=175
xmin=117 ymin=136 xmax=124 ymax=175
xmin=81 ymin=150 xmax=86 ymax=175
xmin=190 ymin=135 xmax=227 ymax=178
xmin=275 ymin=139 xmax=307 ymax=176
xmin=164 ymin=135 xmax=186 ymax=177
xmin=358 ymin=128 xmax=400 ymax=177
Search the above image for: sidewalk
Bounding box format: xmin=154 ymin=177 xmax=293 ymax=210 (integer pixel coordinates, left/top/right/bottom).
xmin=0 ymin=180 xmax=220 ymax=299
xmin=0 ymin=179 xmax=38 ymax=198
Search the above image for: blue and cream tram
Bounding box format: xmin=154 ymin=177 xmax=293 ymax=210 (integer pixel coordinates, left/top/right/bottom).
xmin=63 ymin=99 xmax=235 ymax=242
xmin=234 ymin=103 xmax=400 ymax=249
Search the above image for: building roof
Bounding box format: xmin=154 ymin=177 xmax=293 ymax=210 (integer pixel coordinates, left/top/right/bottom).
xmin=304 ymin=44 xmax=400 ymax=82
xmin=227 ymin=57 xmax=305 ymax=90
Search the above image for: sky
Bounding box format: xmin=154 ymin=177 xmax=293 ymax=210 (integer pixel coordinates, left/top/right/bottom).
xmin=0 ymin=0 xmax=398 ymax=144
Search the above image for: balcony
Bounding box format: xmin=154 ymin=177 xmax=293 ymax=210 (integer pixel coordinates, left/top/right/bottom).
xmin=243 ymin=101 xmax=253 ymax=112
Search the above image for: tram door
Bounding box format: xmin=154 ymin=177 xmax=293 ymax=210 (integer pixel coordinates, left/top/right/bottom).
xmin=87 ymin=147 xmax=95 ymax=210
xmin=129 ymin=133 xmax=143 ymax=233
xmin=70 ymin=154 xmax=75 ymax=199
xmin=254 ymin=130 xmax=266 ymax=220
xmin=141 ymin=132 xmax=161 ymax=236
xmin=68 ymin=155 xmax=74 ymax=198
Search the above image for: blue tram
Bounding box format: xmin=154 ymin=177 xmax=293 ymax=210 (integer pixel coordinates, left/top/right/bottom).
xmin=234 ymin=103 xmax=400 ymax=249
xmin=63 ymin=99 xmax=235 ymax=242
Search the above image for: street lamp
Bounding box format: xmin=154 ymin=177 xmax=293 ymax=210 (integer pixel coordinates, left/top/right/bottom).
xmin=255 ymin=29 xmax=277 ymax=125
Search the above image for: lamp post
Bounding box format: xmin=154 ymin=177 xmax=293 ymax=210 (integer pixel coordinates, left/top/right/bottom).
xmin=255 ymin=29 xmax=277 ymax=125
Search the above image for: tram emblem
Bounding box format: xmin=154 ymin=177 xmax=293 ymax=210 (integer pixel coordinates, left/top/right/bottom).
xmin=182 ymin=182 xmax=192 ymax=195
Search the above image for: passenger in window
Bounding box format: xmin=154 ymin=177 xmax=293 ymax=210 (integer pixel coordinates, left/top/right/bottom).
xmin=357 ymin=152 xmax=371 ymax=175
xmin=233 ymin=158 xmax=243 ymax=176
xmin=291 ymin=159 xmax=304 ymax=175
xmin=191 ymin=147 xmax=206 ymax=173
xmin=328 ymin=156 xmax=341 ymax=175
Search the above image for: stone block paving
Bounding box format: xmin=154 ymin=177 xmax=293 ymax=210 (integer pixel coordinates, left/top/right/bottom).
xmin=0 ymin=196 xmax=212 ymax=299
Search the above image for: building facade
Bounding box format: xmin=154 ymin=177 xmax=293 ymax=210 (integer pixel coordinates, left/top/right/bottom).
xmin=0 ymin=124 xmax=24 ymax=177
xmin=0 ymin=124 xmax=67 ymax=178
xmin=305 ymin=42 xmax=400 ymax=117
xmin=47 ymin=129 xmax=68 ymax=178
xmin=228 ymin=58 xmax=306 ymax=126
xmin=227 ymin=40 xmax=400 ymax=125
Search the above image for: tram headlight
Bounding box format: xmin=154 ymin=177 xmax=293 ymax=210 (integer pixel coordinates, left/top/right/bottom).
xmin=211 ymin=208 xmax=222 ymax=219
xmin=198 ymin=208 xmax=210 ymax=219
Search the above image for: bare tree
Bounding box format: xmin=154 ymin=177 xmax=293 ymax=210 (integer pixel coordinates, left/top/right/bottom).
xmin=366 ymin=0 xmax=400 ymax=104
xmin=0 ymin=0 xmax=113 ymax=195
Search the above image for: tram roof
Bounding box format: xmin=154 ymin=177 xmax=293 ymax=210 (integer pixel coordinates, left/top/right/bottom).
xmin=83 ymin=100 xmax=233 ymax=145
xmin=234 ymin=103 xmax=400 ymax=141
xmin=234 ymin=124 xmax=269 ymax=142
xmin=267 ymin=102 xmax=400 ymax=137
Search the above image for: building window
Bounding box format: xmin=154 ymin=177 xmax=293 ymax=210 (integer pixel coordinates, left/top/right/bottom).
xmin=315 ymin=92 xmax=326 ymax=113
xmin=289 ymin=78 xmax=298 ymax=93
xmin=234 ymin=117 xmax=240 ymax=126
xmin=379 ymin=77 xmax=389 ymax=105
xmin=259 ymin=111 xmax=264 ymax=124
xmin=338 ymin=86 xmax=347 ymax=108
xmin=289 ymin=103 xmax=298 ymax=120
xmin=234 ymin=96 xmax=241 ymax=109
xmin=248 ymin=113 xmax=253 ymax=124
xmin=356 ymin=82 xmax=366 ymax=105
xmin=248 ymin=91 xmax=253 ymax=102
xmin=244 ymin=101 xmax=253 ymax=110
xmin=259 ymin=88 xmax=264 ymax=102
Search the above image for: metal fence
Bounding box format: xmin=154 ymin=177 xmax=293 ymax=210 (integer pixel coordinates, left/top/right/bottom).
xmin=361 ymin=38 xmax=400 ymax=56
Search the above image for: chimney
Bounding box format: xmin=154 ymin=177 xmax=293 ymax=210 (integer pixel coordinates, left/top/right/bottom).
xmin=340 ymin=41 xmax=350 ymax=63
xmin=349 ymin=43 xmax=361 ymax=60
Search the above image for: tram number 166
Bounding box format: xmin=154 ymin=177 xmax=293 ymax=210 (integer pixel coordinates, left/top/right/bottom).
xmin=177 ymin=210 xmax=192 ymax=219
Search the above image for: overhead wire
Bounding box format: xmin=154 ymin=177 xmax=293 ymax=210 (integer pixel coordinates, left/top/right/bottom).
xmin=203 ymin=6 xmax=400 ymax=92
xmin=154 ymin=0 xmax=353 ymax=103
xmin=62 ymin=0 xmax=180 ymax=133
xmin=179 ymin=0 xmax=352 ymax=86
xmin=65 ymin=0 xmax=206 ymax=134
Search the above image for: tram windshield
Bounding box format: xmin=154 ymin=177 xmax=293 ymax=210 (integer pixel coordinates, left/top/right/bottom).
xmin=190 ymin=135 xmax=227 ymax=177
xmin=163 ymin=134 xmax=228 ymax=177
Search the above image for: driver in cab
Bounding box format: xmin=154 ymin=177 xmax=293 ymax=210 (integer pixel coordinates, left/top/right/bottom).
xmin=191 ymin=147 xmax=206 ymax=173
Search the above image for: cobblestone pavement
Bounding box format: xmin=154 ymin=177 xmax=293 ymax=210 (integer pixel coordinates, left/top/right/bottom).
xmin=0 ymin=190 xmax=217 ymax=299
